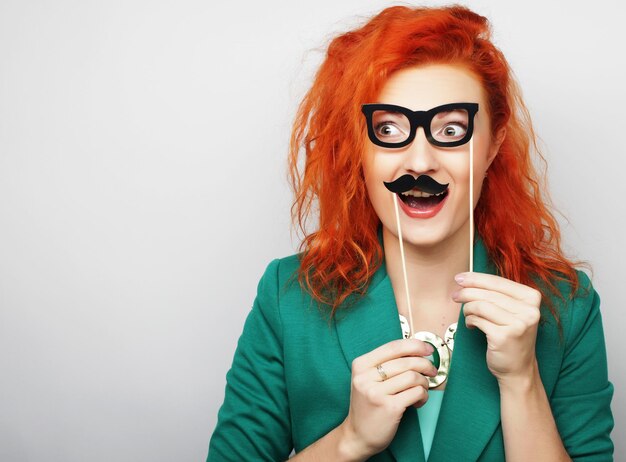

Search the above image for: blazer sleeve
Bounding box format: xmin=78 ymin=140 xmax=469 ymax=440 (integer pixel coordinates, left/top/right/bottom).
xmin=207 ymin=258 xmax=293 ymax=461
xmin=550 ymin=270 xmax=615 ymax=461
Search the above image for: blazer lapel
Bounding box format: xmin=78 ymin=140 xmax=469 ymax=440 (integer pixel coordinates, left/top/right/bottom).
xmin=334 ymin=225 xmax=501 ymax=461
xmin=427 ymin=237 xmax=501 ymax=462
xmin=333 ymin=250 xmax=426 ymax=461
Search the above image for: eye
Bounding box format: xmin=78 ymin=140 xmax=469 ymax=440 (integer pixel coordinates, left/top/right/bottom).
xmin=375 ymin=122 xmax=401 ymax=137
xmin=439 ymin=122 xmax=467 ymax=138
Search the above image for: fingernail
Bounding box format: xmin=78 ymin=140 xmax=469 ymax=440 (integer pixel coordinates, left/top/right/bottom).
xmin=454 ymin=274 xmax=465 ymax=283
xmin=425 ymin=343 xmax=435 ymax=354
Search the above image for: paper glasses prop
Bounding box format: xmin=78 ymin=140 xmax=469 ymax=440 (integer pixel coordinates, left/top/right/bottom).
xmin=361 ymin=101 xmax=480 ymax=388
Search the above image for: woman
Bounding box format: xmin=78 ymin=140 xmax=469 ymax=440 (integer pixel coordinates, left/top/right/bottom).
xmin=207 ymin=5 xmax=614 ymax=461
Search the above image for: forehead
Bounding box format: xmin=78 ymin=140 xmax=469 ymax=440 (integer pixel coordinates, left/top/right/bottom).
xmin=376 ymin=63 xmax=486 ymax=111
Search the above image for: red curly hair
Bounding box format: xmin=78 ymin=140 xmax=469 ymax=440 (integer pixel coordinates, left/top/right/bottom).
xmin=286 ymin=3 xmax=590 ymax=341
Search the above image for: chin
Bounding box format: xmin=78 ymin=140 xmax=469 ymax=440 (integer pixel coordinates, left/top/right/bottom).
xmin=402 ymin=232 xmax=449 ymax=248
xmin=384 ymin=222 xmax=451 ymax=247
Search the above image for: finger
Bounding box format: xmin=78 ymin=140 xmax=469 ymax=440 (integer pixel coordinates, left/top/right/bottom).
xmin=377 ymin=369 xmax=430 ymax=396
xmin=394 ymin=382 xmax=429 ymax=409
xmin=370 ymin=356 xmax=438 ymax=383
xmin=465 ymin=313 xmax=499 ymax=336
xmin=453 ymin=287 xmax=527 ymax=314
xmin=463 ymin=300 xmax=517 ymax=326
xmin=356 ymin=338 xmax=434 ymax=372
xmin=455 ymin=272 xmax=541 ymax=304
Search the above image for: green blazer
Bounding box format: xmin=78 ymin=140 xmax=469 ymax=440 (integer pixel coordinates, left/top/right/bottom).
xmin=208 ymin=230 xmax=614 ymax=461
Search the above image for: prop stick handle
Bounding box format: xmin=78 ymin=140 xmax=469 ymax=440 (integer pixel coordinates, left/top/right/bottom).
xmin=393 ymin=194 xmax=415 ymax=338
xmin=469 ymin=136 xmax=474 ymax=273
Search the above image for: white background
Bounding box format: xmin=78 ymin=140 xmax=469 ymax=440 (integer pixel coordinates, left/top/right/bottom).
xmin=0 ymin=0 xmax=624 ymax=460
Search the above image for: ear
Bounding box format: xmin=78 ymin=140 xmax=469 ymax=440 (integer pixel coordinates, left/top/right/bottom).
xmin=487 ymin=126 xmax=506 ymax=169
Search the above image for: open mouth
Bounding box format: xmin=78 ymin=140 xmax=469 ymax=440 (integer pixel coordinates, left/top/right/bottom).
xmin=398 ymin=188 xmax=449 ymax=210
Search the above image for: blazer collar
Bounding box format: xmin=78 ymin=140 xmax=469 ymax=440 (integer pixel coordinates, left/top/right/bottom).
xmin=334 ymin=224 xmax=501 ymax=461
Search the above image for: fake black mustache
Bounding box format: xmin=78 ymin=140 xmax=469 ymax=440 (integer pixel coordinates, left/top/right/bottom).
xmin=383 ymin=174 xmax=449 ymax=195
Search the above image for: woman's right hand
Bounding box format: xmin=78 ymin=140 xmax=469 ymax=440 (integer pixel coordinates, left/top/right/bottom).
xmin=341 ymin=338 xmax=438 ymax=459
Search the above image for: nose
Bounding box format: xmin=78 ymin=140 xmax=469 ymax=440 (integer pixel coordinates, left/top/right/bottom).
xmin=401 ymin=126 xmax=439 ymax=175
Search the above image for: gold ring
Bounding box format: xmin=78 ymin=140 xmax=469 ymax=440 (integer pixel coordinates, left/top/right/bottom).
xmin=376 ymin=363 xmax=388 ymax=381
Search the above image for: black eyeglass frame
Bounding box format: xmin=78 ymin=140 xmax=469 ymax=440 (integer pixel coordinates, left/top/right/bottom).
xmin=361 ymin=102 xmax=479 ymax=148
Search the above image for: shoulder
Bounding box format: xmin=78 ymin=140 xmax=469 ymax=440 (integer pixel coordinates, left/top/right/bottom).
xmin=254 ymin=252 xmax=337 ymax=329
xmin=256 ymin=253 xmax=303 ymax=296
xmin=552 ymin=269 xmax=602 ymax=352
xmin=253 ymin=253 xmax=306 ymax=317
xmin=242 ymin=254 xmax=303 ymax=347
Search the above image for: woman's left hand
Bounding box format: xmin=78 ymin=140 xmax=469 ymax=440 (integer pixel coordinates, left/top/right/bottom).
xmin=451 ymin=271 xmax=542 ymax=385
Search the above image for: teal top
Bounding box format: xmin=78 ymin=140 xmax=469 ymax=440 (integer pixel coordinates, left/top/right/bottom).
xmin=417 ymin=390 xmax=444 ymax=460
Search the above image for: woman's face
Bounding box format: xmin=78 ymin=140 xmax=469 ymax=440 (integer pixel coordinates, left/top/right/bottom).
xmin=362 ymin=63 xmax=504 ymax=248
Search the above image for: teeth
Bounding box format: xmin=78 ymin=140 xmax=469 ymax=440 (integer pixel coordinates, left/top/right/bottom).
xmin=400 ymin=189 xmax=447 ymax=198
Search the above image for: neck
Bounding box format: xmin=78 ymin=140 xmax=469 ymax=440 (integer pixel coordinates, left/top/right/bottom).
xmin=382 ymin=221 xmax=471 ymax=315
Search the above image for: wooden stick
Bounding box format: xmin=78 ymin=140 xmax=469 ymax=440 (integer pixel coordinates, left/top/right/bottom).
xmin=393 ymin=134 xmax=474 ymax=337
xmin=469 ymin=136 xmax=474 ymax=273
xmin=393 ymin=194 xmax=414 ymax=338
